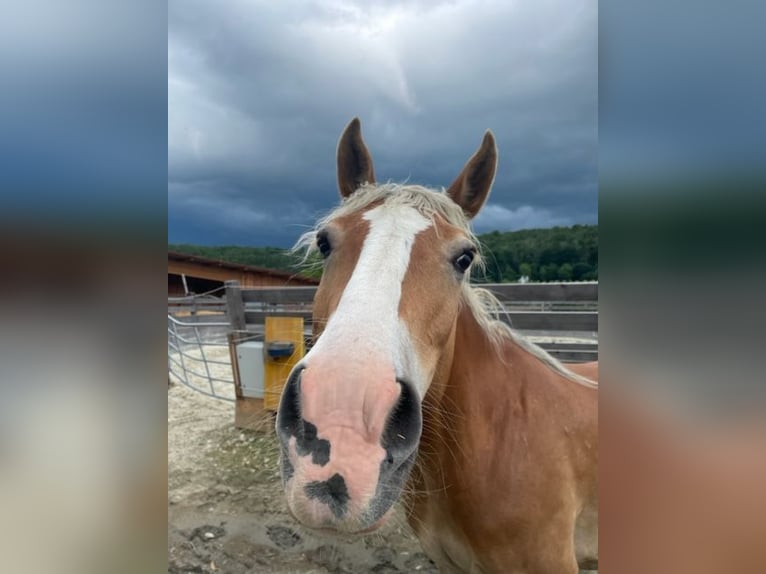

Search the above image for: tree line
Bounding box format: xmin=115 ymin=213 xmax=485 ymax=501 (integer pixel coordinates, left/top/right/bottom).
xmin=169 ymin=224 xmax=597 ymax=283
xmin=474 ymin=224 xmax=597 ymax=282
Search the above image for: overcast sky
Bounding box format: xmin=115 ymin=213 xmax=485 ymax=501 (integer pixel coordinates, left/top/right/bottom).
xmin=168 ymin=0 xmax=597 ymax=247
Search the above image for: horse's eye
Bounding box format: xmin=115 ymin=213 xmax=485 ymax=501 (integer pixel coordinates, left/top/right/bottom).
xmin=316 ymin=231 xmax=332 ymax=258
xmin=454 ymin=249 xmax=475 ymax=273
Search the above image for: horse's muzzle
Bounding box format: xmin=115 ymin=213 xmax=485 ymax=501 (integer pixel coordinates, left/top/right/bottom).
xmin=275 ymin=366 xmax=421 ymax=532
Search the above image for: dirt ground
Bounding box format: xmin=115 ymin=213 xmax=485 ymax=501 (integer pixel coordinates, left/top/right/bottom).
xmin=168 ymin=382 xmax=436 ymax=574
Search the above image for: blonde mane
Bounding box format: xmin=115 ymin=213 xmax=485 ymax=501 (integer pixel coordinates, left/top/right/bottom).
xmin=295 ymin=182 xmax=597 ymax=389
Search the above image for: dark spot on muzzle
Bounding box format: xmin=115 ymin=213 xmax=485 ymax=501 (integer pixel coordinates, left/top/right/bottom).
xmin=295 ymin=420 xmax=330 ymax=466
xmin=305 ymin=473 xmax=350 ymax=518
xmin=276 ymin=367 xmax=331 ymax=470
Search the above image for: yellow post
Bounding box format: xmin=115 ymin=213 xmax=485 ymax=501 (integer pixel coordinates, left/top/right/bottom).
xmin=263 ymin=317 xmax=304 ymax=411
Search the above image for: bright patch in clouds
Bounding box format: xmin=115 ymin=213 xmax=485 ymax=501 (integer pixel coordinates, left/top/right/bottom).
xmin=474 ymin=204 xmax=574 ymax=233
xmin=168 ymin=0 xmax=597 ymax=246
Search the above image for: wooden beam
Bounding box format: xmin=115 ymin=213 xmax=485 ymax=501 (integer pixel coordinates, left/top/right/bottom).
xmin=168 ymin=260 xmax=240 ymax=283
xmin=482 ymin=282 xmax=598 ymax=302
xmin=246 ymin=310 xmax=313 ymax=323
xmin=239 ymin=282 xmax=598 ymax=305
xmin=551 ymin=350 xmax=599 ymax=363
xmin=225 ymin=280 xmax=247 ymax=331
xmin=234 ymin=397 xmax=274 ymax=430
xmin=244 ymin=310 xmax=597 ymax=332
xmin=537 ymin=341 xmax=599 ymax=352
xmin=501 ymin=311 xmax=598 ymax=332
xmin=242 ymin=286 xmax=317 ymax=304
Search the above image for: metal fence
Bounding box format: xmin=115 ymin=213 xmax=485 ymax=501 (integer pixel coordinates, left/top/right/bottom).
xmin=167 ymin=311 xmax=237 ymax=401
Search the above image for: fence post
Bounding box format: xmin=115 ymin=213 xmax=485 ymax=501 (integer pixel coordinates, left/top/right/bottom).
xmin=226 ymin=280 xmax=249 ymax=423
xmin=225 ymin=280 xmax=246 ymax=332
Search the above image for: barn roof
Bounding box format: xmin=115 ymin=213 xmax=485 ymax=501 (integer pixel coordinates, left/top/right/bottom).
xmin=167 ymin=251 xmax=319 ymax=284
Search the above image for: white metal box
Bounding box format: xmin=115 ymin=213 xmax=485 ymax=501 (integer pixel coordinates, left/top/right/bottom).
xmin=236 ymin=341 xmax=264 ymax=398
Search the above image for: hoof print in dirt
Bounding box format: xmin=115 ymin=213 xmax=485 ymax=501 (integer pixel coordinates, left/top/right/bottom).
xmin=372 ymin=547 xmax=397 ymax=564
xmin=266 ymin=524 xmax=302 ymax=549
xmin=371 ymin=562 xmax=400 ymax=573
xmin=189 ymin=523 xmax=226 ymax=542
xmin=305 ymin=545 xmax=355 ymax=573
xmin=404 ymin=552 xmax=439 ymax=572
xmin=168 ymin=558 xmax=205 ymax=573
xmin=222 ymin=536 xmax=280 ymax=569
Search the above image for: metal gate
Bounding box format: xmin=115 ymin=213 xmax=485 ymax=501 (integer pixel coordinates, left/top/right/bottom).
xmin=167 ymin=312 xmax=236 ymax=401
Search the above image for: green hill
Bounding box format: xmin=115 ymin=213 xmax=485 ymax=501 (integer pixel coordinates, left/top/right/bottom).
xmin=475 ymin=224 xmax=598 ymax=282
xmin=169 ymin=224 xmax=597 ymax=283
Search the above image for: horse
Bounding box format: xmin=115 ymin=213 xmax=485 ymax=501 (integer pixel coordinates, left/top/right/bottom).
xmin=276 ymin=118 xmax=598 ymax=573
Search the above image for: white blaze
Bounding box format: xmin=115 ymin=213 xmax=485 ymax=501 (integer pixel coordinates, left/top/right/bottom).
xmin=304 ymin=204 xmax=431 ymax=394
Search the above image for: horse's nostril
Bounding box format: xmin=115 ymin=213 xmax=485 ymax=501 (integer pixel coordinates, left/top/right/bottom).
xmin=276 ymin=366 xmax=304 ymax=440
xmin=381 ymin=379 xmax=422 ymax=472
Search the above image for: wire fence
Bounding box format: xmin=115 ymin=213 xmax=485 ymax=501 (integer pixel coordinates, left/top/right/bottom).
xmin=167 ymin=312 xmax=237 ymax=401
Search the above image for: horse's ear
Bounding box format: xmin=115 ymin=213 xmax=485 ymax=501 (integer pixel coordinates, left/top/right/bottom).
xmin=337 ymin=118 xmax=376 ymax=198
xmin=446 ymin=130 xmax=498 ymax=219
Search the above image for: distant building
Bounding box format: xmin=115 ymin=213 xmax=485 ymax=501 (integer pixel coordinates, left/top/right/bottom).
xmin=168 ymin=251 xmax=319 ymax=297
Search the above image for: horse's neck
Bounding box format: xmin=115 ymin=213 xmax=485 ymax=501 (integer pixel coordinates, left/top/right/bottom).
xmin=419 ymin=306 xmax=518 ymax=459
xmin=422 ymin=304 xmax=583 ymax=454
xmin=436 ymin=303 xmax=588 ymax=404
xmin=410 ymin=306 xmax=521 ymax=515
xmin=431 ymin=304 xmax=516 ymax=411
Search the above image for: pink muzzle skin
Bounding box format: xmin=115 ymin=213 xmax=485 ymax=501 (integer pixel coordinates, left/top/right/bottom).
xmin=276 ymin=356 xmax=422 ymax=532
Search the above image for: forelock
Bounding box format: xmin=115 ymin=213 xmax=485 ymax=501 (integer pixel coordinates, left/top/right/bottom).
xmin=294 ymin=182 xmax=478 ymax=255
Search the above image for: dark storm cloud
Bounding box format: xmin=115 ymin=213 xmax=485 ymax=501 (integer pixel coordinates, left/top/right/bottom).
xmin=168 ymin=0 xmax=597 ymax=246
